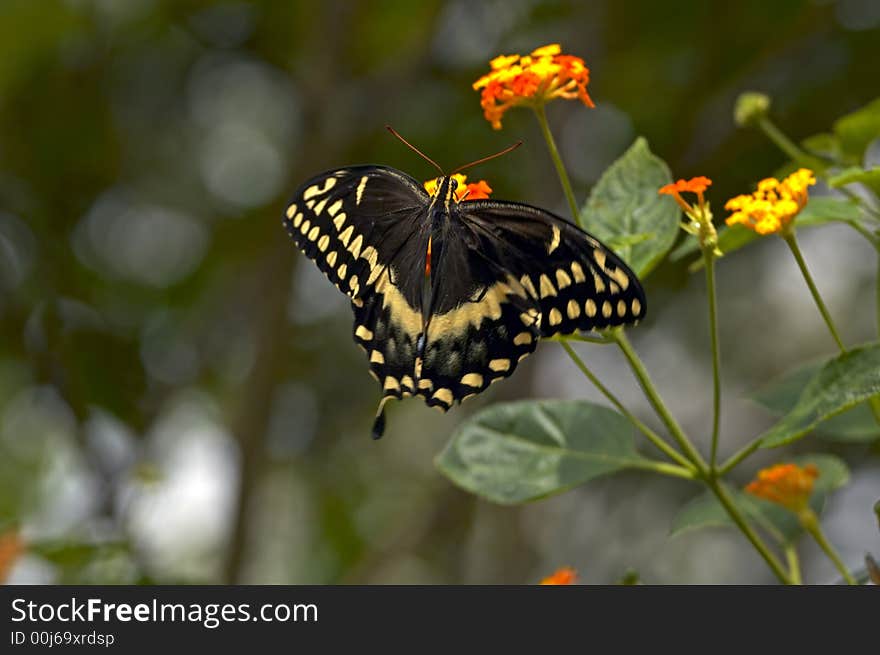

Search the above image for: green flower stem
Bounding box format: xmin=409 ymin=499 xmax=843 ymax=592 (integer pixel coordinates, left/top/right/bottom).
xmin=800 ymin=510 xmax=857 ymax=585
xmin=558 ymin=340 xmax=695 ymax=471
xmin=718 ymin=437 xmax=762 ymax=476
xmin=708 ymin=479 xmax=792 ymax=584
xmin=784 ymin=544 xmax=802 ymax=585
xmin=610 ymin=329 xmax=709 ymax=473
xmin=551 ymin=333 xmax=612 ymax=345
xmin=704 ymin=249 xmax=722 ymax=470
xmin=631 ymin=459 xmax=698 ymax=480
xmin=533 ymin=103 xmax=583 ymax=227
xmin=782 ymin=231 xmax=847 ymax=353
xmin=757 ymin=117 xmax=824 ymax=171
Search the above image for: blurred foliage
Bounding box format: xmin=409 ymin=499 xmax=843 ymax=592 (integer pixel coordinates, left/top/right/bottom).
xmin=1 ymin=0 xmax=879 ymax=584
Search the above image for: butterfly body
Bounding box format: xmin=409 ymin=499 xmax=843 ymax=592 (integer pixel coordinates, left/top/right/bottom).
xmin=284 ymin=165 xmax=645 ymax=438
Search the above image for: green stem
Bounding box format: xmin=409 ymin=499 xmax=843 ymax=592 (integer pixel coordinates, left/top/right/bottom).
xmin=630 ymin=459 xmax=697 ymax=480
xmin=704 ymin=250 xmax=722 ymax=470
xmin=801 ymin=511 xmax=857 ymax=585
xmin=551 ymin=333 xmax=612 ymax=346
xmin=558 ymin=340 xmax=695 ymax=471
xmin=718 ymin=437 xmax=762 ymax=475
xmin=533 ymin=103 xmax=583 ymax=227
xmin=784 ymin=544 xmax=802 ymax=585
xmin=610 ymin=329 xmax=709 ymax=472
xmin=782 ymin=231 xmax=847 ymax=354
xmin=757 ymin=117 xmax=822 ymax=170
xmin=708 ymin=480 xmax=792 ymax=584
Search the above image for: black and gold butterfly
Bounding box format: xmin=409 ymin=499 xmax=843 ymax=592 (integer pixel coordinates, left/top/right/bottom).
xmin=283 ymin=133 xmax=646 ymax=439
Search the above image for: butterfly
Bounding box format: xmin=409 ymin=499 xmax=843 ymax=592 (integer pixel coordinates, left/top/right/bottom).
xmin=283 ymin=130 xmax=646 ymax=439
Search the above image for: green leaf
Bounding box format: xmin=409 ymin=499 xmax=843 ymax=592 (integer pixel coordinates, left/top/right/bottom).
xmin=671 ymin=196 xmax=865 ymax=269
xmin=828 ymin=166 xmax=880 ymax=197
xmin=833 ymin=97 xmax=880 ymax=163
xmin=802 ymin=132 xmax=842 ymax=162
xmin=435 ymin=399 xmax=652 ymax=505
xmin=670 ymin=454 xmax=849 ymax=543
xmin=760 ymin=343 xmax=880 ymax=448
xmin=753 ymin=361 xmax=880 ymax=443
xmin=579 ymin=137 xmax=679 ymax=278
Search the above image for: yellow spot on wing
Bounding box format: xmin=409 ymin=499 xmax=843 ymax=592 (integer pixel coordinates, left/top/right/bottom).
xmin=327 ymin=199 xmax=343 ymax=216
xmin=333 ymin=213 xmax=346 ymax=231
xmin=327 ymin=251 xmax=338 ymax=267
xmin=300 ymin=219 xmax=311 ymax=235
xmin=555 ymin=269 xmax=572 ymax=290
xmin=318 ymin=235 xmax=330 ymax=252
xmin=384 ymin=377 xmax=400 ymax=392
xmin=567 ymin=299 xmax=581 ymax=319
xmin=593 ymin=272 xmax=605 ymax=293
xmin=514 ymin=332 xmax=533 ymax=346
xmin=461 ymin=373 xmax=484 ymax=387
xmin=339 ymin=225 xmax=354 ymax=247
xmin=489 ymin=359 xmax=510 ymax=372
xmin=356 ymin=176 xmax=369 ymax=205
xmin=432 ymin=388 xmax=453 ymax=405
xmin=547 ymin=225 xmax=561 ymax=254
xmin=602 ymin=300 xmax=612 ymax=318
xmin=303 ymin=177 xmax=336 ymax=200
xmin=307 ymin=226 xmax=320 ymax=241
xmin=425 ymin=278 xmax=515 ymax=341
xmin=370 ymin=350 xmax=384 ymax=364
xmin=585 ymin=299 xmax=597 ymax=317
xmin=549 ymin=308 xmax=562 ymax=326
xmin=355 ymin=325 xmax=373 ymax=341
xmin=286 ymin=204 xmax=297 ymax=218
xmin=348 ymin=234 xmax=363 ymax=259
xmin=632 ymin=298 xmax=642 ymax=315
xmin=611 ymin=267 xmax=630 ymax=291
xmin=594 ymin=249 xmax=606 ymax=270
xmin=400 ymin=375 xmax=414 ymax=391
xmin=418 ymin=378 xmax=433 ymax=391
xmin=617 ymin=300 xmax=627 ymax=317
xmin=520 ymin=275 xmax=538 ymax=298
xmin=293 ymin=213 xmax=304 ymax=228
xmin=571 ymin=262 xmax=586 ymax=283
xmin=313 ymin=198 xmax=328 ymax=215
xmin=337 ymin=263 xmax=348 ymax=280
xmin=539 ymin=274 xmax=557 ymax=298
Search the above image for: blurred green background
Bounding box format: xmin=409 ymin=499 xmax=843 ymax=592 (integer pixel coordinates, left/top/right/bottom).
xmin=1 ymin=0 xmax=879 ymax=584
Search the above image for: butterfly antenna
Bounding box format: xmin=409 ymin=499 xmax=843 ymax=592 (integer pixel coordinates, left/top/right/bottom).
xmin=385 ymin=125 xmax=444 ymax=175
xmin=450 ymin=141 xmax=522 ymax=175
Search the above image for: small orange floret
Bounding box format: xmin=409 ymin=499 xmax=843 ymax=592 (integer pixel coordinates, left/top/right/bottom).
xmin=0 ymin=529 xmax=25 ymax=583
xmin=473 ymin=44 xmax=595 ymax=130
xmin=539 ymin=567 xmax=578 ymax=585
xmin=659 ymin=176 xmax=713 ymax=196
xmin=745 ymin=463 xmax=819 ymax=513
xmin=725 ymin=168 xmax=815 ymax=235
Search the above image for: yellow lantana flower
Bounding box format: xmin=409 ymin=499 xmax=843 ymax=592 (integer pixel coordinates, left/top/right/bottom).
xmin=725 ymin=168 xmax=816 ymax=235
xmin=745 ymin=463 xmax=819 ymax=514
xmin=473 ymin=44 xmax=595 ymax=130
xmin=423 ymin=173 xmax=492 ymax=201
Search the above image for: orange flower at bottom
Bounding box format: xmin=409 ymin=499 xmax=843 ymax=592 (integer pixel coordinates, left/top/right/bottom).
xmin=540 ymin=567 xmax=578 ymax=585
xmin=0 ymin=530 xmax=25 ymax=583
xmin=423 ymin=174 xmax=492 ymax=201
xmin=745 ymin=463 xmax=819 ymax=513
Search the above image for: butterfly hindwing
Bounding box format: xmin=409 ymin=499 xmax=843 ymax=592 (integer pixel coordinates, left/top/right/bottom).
xmin=461 ymin=200 xmax=646 ymax=336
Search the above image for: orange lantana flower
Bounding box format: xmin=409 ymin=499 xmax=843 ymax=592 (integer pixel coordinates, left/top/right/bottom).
xmin=423 ymin=174 xmax=492 ymax=201
xmin=539 ymin=567 xmax=578 ymax=585
xmin=659 ymin=176 xmax=719 ymax=253
xmin=725 ymin=168 xmax=816 ymax=235
xmin=745 ymin=463 xmax=819 ymax=513
xmin=0 ymin=529 xmax=25 ymax=583
xmin=473 ymin=44 xmax=595 ymax=130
